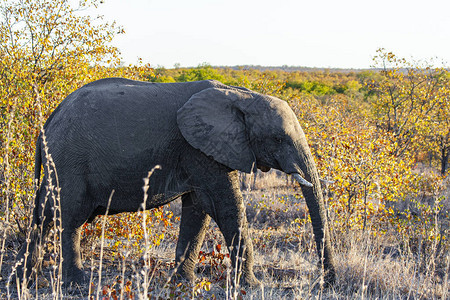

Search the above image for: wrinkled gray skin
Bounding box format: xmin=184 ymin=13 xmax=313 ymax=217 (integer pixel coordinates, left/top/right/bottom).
xmin=15 ymin=78 xmax=336 ymax=287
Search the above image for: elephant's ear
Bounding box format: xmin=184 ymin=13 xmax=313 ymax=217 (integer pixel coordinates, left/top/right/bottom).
xmin=177 ymin=87 xmax=256 ymax=173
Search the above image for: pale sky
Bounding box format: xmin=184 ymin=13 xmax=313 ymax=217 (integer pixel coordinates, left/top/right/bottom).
xmin=92 ymin=0 xmax=450 ymax=69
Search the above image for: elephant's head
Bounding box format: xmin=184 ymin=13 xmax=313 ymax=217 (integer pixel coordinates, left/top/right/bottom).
xmin=177 ymin=86 xmax=336 ymax=283
xmin=178 ymin=87 xmax=313 ymax=182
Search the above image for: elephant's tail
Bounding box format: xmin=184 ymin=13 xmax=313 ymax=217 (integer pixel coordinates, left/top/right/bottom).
xmin=33 ymin=134 xmax=42 ymax=225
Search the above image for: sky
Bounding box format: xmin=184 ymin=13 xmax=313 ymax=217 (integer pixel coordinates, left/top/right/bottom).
xmin=90 ymin=0 xmax=450 ymax=69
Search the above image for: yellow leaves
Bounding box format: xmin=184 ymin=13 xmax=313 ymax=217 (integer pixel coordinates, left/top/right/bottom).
xmin=82 ymin=207 xmax=173 ymax=256
xmin=294 ymin=87 xmax=426 ymax=232
xmin=371 ymin=49 xmax=450 ymax=169
xmin=0 ymin=0 xmax=157 ymax=240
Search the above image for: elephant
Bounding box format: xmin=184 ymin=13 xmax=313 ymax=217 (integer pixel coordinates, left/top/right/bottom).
xmin=14 ymin=78 xmax=336 ymax=287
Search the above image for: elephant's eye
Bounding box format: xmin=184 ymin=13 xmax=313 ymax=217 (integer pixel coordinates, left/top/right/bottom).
xmin=275 ymin=137 xmax=282 ymax=144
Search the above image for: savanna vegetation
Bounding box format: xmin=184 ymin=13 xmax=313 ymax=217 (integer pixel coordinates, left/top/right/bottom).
xmin=0 ymin=0 xmax=448 ymax=299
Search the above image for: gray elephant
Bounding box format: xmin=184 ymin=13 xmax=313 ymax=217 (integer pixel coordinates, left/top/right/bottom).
xmin=15 ymin=78 xmax=336 ymax=287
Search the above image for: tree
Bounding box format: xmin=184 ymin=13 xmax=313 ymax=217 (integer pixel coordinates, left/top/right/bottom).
xmin=0 ymin=0 xmax=122 ymax=232
xmin=290 ymin=93 xmax=419 ymax=232
xmin=370 ymin=49 xmax=450 ymax=174
xmin=176 ymin=63 xmax=226 ymax=82
xmin=422 ymin=83 xmax=450 ymax=175
xmin=0 ymin=0 xmax=159 ymax=282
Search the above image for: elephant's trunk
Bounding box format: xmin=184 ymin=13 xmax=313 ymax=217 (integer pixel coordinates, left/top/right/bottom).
xmin=294 ymin=149 xmax=336 ymax=285
xmin=275 ymin=131 xmax=336 ymax=284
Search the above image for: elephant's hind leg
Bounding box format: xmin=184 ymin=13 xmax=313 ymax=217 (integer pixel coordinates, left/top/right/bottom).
xmin=60 ymin=222 xmax=85 ymax=285
xmin=58 ymin=180 xmax=95 ymax=287
xmin=175 ymin=193 xmax=211 ymax=282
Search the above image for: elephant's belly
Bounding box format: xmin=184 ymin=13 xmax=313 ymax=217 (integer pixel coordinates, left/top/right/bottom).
xmin=86 ymin=170 xmax=189 ymax=213
xmin=108 ymin=190 xmax=186 ymax=213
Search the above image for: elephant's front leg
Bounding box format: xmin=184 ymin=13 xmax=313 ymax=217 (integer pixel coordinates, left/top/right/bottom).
xmin=198 ymin=171 xmax=260 ymax=287
xmin=175 ymin=193 xmax=211 ymax=282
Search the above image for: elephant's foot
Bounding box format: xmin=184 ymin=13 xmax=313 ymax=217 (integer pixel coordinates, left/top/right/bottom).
xmin=9 ymin=271 xmax=32 ymax=289
xmin=323 ymin=268 xmax=336 ymax=287
xmin=227 ymin=268 xmax=261 ymax=288
xmin=175 ymin=266 xmax=197 ymax=284
xmin=241 ymin=271 xmax=262 ymax=288
xmin=62 ymin=268 xmax=88 ymax=290
xmin=317 ymin=260 xmax=337 ymax=287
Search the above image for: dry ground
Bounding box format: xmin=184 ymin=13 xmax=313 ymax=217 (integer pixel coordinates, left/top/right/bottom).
xmin=0 ymin=171 xmax=448 ymax=299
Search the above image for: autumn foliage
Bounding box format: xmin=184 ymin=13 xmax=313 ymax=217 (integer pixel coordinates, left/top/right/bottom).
xmin=0 ymin=0 xmax=449 ymax=298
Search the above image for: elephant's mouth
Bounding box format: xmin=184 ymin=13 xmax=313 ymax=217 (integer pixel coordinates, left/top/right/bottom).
xmin=257 ymin=165 xmax=271 ymax=172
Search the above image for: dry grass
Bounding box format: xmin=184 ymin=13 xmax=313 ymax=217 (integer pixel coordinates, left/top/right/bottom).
xmin=0 ymin=170 xmax=449 ymax=299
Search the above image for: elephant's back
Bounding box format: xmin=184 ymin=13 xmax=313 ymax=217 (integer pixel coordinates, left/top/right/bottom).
xmin=42 ymin=78 xmax=222 ymax=175
xmin=44 ymin=79 xmax=179 ymax=139
xmin=45 ymin=78 xmax=222 ymax=135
